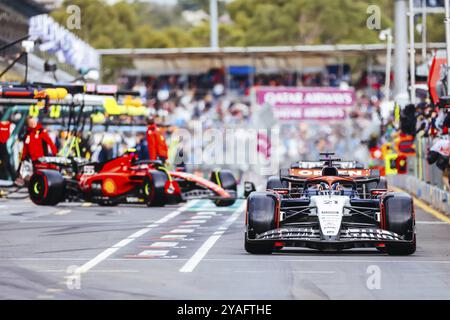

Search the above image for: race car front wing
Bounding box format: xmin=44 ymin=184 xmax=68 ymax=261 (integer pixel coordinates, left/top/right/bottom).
xmin=248 ymin=227 xmax=412 ymax=250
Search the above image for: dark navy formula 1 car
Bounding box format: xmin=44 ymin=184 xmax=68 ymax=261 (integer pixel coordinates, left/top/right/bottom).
xmin=245 ymin=153 xmax=416 ymax=255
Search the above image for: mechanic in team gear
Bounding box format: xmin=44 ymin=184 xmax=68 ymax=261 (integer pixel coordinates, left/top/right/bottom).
xmin=146 ymin=117 xmax=168 ymax=162
xmin=21 ymin=116 xmax=58 ymax=163
xmin=0 ymin=120 xmax=15 ymax=180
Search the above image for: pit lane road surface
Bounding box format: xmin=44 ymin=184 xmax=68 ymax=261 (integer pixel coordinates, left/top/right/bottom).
xmin=0 ymin=197 xmax=449 ymax=299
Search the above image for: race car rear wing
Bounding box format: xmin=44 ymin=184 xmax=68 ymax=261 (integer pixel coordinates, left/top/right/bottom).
xmin=287 ymin=168 xmax=378 ymax=179
xmin=272 ymin=176 xmax=383 ymax=200
xmin=279 ymin=175 xmax=380 ymax=186
xmin=290 ymin=160 xmax=365 ymax=170
xmin=35 ymin=156 xmax=89 ymax=168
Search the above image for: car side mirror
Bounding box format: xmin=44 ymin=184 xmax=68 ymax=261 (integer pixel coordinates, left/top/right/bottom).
xmin=244 ymin=181 xmax=256 ymax=198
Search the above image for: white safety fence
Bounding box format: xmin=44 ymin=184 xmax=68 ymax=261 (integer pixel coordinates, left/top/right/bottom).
xmin=388 ymin=175 xmax=450 ymax=215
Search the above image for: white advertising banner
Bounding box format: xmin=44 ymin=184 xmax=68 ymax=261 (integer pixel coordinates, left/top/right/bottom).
xmin=29 ymin=14 xmax=100 ymax=71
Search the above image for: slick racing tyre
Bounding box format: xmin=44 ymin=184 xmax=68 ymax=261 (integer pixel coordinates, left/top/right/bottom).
xmin=210 ymin=170 xmax=237 ymax=207
xmin=266 ymin=176 xmax=288 ymax=190
xmin=143 ymin=170 xmax=167 ymax=207
xmin=29 ymin=170 xmax=65 ymax=205
xmin=382 ymin=192 xmax=416 ymax=255
xmin=245 ymin=191 xmax=279 ymax=254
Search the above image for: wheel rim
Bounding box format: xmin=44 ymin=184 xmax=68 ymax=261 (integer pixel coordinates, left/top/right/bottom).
xmin=33 ymin=181 xmax=41 ymax=194
xmin=144 ymin=179 xmax=154 ymax=203
xmin=30 ymin=175 xmax=46 ymax=203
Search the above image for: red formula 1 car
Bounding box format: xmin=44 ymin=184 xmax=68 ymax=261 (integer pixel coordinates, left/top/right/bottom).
xmin=245 ymin=154 xmax=416 ymax=255
xmin=28 ymin=150 xmax=241 ymax=207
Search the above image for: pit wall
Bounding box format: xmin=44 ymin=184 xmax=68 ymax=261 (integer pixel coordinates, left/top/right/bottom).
xmin=388 ymin=175 xmax=450 ymax=215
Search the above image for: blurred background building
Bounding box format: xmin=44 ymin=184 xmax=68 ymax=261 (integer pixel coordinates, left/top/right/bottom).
xmin=33 ymin=0 xmax=63 ymax=10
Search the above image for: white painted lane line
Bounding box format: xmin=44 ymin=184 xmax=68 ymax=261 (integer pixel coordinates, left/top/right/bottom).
xmin=170 ymin=229 xmax=194 ymax=233
xmin=20 ymin=220 xmax=125 ymax=223
xmin=180 ymin=202 xmax=245 ymax=273
xmin=129 ymin=228 xmax=152 ymax=238
xmin=72 ymin=200 xmax=199 ymax=275
xmin=416 ymin=221 xmax=448 ymax=225
xmin=161 ymin=234 xmax=187 ymax=239
xmin=196 ymin=211 xmax=217 ymax=215
xmin=184 ymin=220 xmax=207 ymax=224
xmin=157 ymin=208 xmax=192 ymax=224
xmin=148 ymin=242 xmax=179 ymax=248
xmin=138 ymin=250 xmax=169 ymax=257
xmin=190 ymin=215 xmax=211 ymax=220
xmin=179 ymin=224 xmax=201 ymax=228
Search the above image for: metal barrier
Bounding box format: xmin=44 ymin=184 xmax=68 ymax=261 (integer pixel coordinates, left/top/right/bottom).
xmin=388 ymin=174 xmax=450 ymax=214
xmin=389 ymin=135 xmax=449 ymax=214
xmin=410 ymin=135 xmax=446 ymax=189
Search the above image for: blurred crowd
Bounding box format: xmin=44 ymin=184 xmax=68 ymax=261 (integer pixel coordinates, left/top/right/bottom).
xmin=3 ymin=67 xmax=436 ymax=188
xmin=401 ymin=102 xmax=450 ymax=190
xmin=68 ymin=71 xmax=386 ymax=173
xmin=126 ymin=75 xmax=382 ymax=170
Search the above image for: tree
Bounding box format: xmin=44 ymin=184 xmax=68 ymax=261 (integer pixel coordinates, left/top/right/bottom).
xmin=51 ymin=0 xmax=194 ymax=81
xmin=226 ymin=0 xmax=394 ymax=46
xmin=50 ymin=0 xmax=447 ymax=83
xmin=178 ymin=0 xmax=226 ymax=15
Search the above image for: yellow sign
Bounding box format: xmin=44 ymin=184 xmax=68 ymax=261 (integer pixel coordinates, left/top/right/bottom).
xmin=385 ymin=153 xmax=398 ymax=175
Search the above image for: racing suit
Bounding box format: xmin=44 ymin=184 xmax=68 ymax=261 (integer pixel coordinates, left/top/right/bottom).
xmin=21 ymin=123 xmax=58 ymax=163
xmin=146 ymin=124 xmax=168 ymax=161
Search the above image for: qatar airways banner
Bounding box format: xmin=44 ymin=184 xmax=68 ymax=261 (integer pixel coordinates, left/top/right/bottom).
xmin=253 ymin=87 xmax=356 ymax=121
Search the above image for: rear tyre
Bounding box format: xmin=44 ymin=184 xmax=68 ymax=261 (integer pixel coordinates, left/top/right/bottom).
xmin=29 ymin=170 xmax=65 ymax=205
xmin=382 ymin=192 xmax=416 ymax=255
xmin=210 ymin=170 xmax=237 ymax=207
xmin=245 ymin=191 xmax=279 ymax=254
xmin=143 ymin=170 xmax=167 ymax=207
xmin=266 ymin=176 xmax=288 ymax=190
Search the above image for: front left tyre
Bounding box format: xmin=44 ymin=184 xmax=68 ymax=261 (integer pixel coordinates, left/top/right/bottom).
xmin=245 ymin=191 xmax=280 ymax=254
xmin=29 ymin=170 xmax=66 ymax=205
xmin=382 ymin=192 xmax=416 ymax=255
xmin=143 ymin=170 xmax=168 ymax=206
